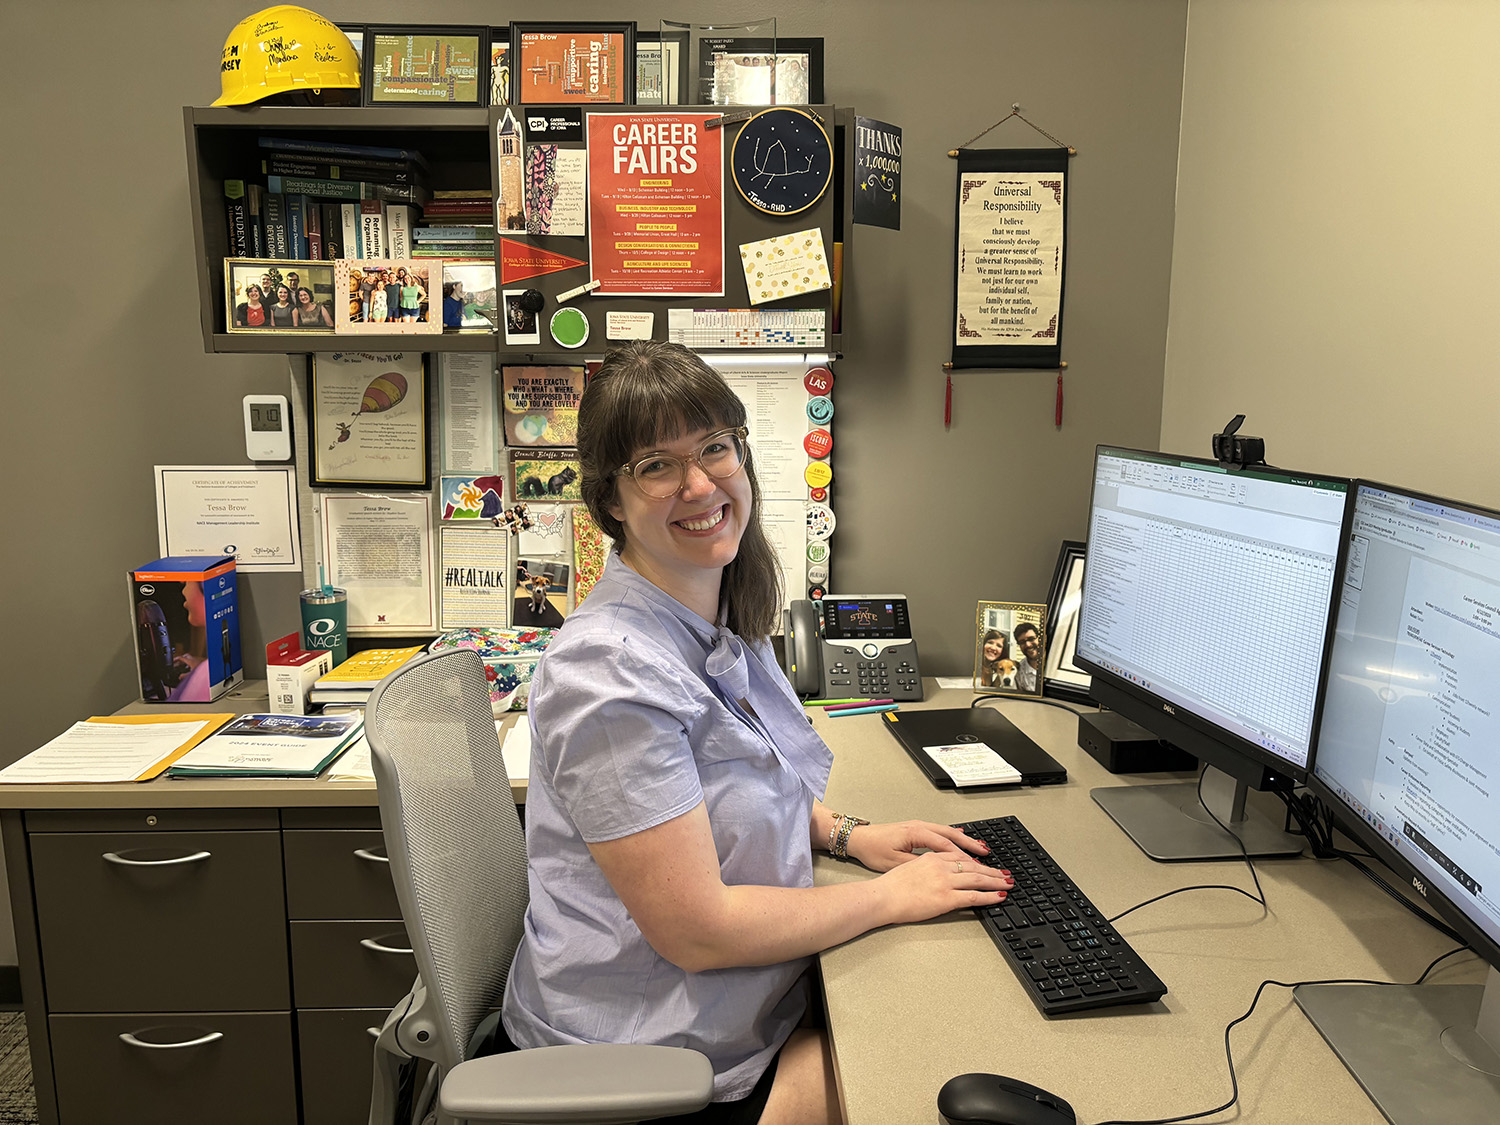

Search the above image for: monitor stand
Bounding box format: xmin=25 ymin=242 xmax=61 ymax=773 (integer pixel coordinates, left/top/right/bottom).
xmin=1090 ymin=766 xmax=1304 ymax=861
xmin=1295 ymin=965 xmax=1500 ymax=1123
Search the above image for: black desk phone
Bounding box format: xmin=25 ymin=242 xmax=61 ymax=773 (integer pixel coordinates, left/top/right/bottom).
xmin=782 ymin=595 xmax=924 ymax=701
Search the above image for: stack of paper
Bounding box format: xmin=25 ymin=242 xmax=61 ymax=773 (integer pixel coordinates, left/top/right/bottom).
xmin=309 ymin=646 xmax=425 ymax=706
xmin=167 ymin=713 xmax=365 ymax=778
xmin=923 ymin=742 xmax=1023 ymax=787
xmin=0 ymin=716 xmax=233 ymax=784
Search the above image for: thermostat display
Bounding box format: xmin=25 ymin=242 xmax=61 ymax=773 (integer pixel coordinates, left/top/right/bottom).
xmin=243 ymin=394 xmax=291 ymax=461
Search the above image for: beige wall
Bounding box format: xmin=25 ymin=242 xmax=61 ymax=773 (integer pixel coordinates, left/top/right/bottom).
xmin=1163 ymin=0 xmax=1500 ymax=502
xmin=0 ymin=0 xmax=1188 ymax=966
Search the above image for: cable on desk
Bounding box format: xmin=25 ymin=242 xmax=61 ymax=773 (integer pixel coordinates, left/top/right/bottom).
xmin=1105 ymin=769 xmax=1267 ymax=925
xmin=969 ymin=694 xmax=1099 ymax=716
xmin=1088 ymin=945 xmax=1474 ymax=1125
xmin=1281 ymin=788 xmax=1465 ymax=945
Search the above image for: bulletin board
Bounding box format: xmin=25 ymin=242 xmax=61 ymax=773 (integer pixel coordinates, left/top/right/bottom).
xmin=489 ymin=104 xmax=850 ymax=358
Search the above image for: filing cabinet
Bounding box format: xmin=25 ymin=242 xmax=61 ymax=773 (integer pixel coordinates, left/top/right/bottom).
xmin=6 ymin=803 xmax=407 ymax=1125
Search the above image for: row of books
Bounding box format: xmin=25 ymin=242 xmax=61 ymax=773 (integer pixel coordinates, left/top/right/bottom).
xmin=309 ymin=645 xmax=426 ymax=706
xmin=225 ymin=135 xmax=496 ymax=263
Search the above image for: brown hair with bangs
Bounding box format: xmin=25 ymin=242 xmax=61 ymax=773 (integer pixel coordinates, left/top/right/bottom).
xmin=578 ymin=341 xmax=783 ymax=641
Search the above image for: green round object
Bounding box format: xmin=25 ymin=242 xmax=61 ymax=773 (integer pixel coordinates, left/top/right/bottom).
xmin=550 ymin=307 xmax=590 ymax=349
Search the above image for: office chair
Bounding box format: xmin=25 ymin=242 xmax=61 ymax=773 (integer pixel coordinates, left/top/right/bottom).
xmin=365 ymin=648 xmax=715 ymax=1124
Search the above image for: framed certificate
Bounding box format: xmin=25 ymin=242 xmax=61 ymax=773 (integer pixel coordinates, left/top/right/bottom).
xmin=311 ymin=353 xmax=430 ymax=489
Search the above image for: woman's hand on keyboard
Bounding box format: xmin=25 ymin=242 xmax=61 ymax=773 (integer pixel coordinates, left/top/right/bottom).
xmin=872 ymin=850 xmax=1015 ymax=924
xmin=845 ymin=819 xmax=992 ymax=873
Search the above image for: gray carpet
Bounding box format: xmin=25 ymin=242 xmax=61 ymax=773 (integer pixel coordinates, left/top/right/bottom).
xmin=0 ymin=1013 xmax=36 ymax=1124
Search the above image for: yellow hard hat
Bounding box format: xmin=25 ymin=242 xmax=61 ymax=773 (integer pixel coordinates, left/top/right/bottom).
xmin=212 ymin=6 xmax=360 ymax=107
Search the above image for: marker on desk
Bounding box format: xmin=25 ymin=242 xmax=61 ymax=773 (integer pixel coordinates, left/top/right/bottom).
xmin=803 ymin=697 xmax=863 ymax=707
xmin=556 ymin=279 xmax=601 ymax=303
xmin=824 ymin=698 xmax=894 ymax=711
xmin=827 ymin=703 xmax=899 ymax=718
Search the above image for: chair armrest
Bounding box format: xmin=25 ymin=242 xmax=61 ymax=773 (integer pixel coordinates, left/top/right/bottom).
xmin=439 ymin=1043 xmax=715 ymax=1124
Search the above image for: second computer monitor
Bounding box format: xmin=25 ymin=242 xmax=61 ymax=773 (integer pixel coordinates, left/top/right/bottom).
xmin=1075 ymin=446 xmax=1350 ymax=858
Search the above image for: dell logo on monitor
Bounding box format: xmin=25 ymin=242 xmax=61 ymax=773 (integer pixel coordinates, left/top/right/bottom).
xmin=1162 ymin=703 xmax=1176 ymax=715
xmin=1412 ymin=877 xmax=1428 ymax=897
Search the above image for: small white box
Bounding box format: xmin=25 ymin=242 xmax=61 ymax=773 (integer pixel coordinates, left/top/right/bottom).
xmin=266 ymin=634 xmax=333 ymax=715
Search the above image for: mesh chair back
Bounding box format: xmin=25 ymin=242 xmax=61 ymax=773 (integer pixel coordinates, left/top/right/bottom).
xmin=366 ymin=648 xmax=529 ymax=1070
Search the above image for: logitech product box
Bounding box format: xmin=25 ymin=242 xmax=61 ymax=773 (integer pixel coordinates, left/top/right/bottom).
xmin=129 ymin=555 xmax=243 ymax=703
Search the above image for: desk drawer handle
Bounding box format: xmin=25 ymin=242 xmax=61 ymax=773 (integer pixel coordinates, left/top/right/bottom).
xmin=367 ymin=1027 xmax=381 ymax=1040
xmin=353 ymin=847 xmax=390 ymax=864
xmin=119 ymin=1030 xmax=224 ymax=1051
xmin=360 ymin=936 xmax=414 ymax=956
xmin=103 ymin=850 xmax=211 ymax=867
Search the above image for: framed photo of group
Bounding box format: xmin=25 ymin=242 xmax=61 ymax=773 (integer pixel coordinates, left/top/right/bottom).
xmin=509 ymin=21 xmax=636 ymax=105
xmin=974 ymin=601 xmax=1047 ymax=698
xmin=225 ymin=259 xmax=337 ymax=332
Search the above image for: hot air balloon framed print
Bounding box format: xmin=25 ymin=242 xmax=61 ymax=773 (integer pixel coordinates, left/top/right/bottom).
xmin=310 ymin=353 xmax=430 ymax=489
xmin=225 ymin=259 xmax=339 ymax=333
xmin=333 ymin=259 xmax=442 ymax=335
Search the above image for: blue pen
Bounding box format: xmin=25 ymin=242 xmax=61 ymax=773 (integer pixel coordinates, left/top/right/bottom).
xmin=827 ymin=703 xmax=899 ymax=717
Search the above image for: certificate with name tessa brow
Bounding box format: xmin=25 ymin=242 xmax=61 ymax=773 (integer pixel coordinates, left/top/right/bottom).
xmin=154 ymin=466 xmax=301 ymax=572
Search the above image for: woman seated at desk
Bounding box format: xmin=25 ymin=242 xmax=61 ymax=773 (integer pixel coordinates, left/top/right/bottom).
xmin=502 ymin=342 xmax=1013 ymax=1125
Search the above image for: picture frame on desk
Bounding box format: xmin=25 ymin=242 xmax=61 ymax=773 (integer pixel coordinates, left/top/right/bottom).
xmin=974 ymin=600 xmax=1047 ymax=698
xmin=1043 ymin=540 xmax=1094 ymax=703
xmin=509 ymin=21 xmax=636 ymax=105
xmin=225 ymin=259 xmax=337 ymax=333
xmin=363 ymin=25 xmax=489 ymax=107
xmin=310 ymin=353 xmax=431 ymax=490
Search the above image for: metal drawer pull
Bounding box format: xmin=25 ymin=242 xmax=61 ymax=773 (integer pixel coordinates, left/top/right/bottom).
xmin=353 ymin=847 xmax=390 ymax=864
xmin=367 ymin=1027 xmax=381 ymax=1040
xmin=103 ymin=850 xmax=212 ymax=867
xmin=360 ymin=936 xmax=414 ymax=956
xmin=119 ymin=1030 xmax=224 ymax=1050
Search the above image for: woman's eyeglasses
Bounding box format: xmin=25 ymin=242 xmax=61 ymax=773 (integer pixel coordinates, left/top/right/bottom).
xmin=616 ymin=427 xmax=749 ymax=499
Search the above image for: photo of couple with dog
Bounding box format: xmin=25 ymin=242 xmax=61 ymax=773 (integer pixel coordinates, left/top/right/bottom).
xmin=975 ymin=601 xmax=1047 ymax=696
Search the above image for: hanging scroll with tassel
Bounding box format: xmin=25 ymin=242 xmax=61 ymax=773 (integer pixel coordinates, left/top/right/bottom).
xmin=951 ymin=147 xmax=1068 ymax=369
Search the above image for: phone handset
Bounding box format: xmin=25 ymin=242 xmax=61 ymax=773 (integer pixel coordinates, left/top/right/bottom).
xmin=782 ymin=599 xmax=823 ymax=697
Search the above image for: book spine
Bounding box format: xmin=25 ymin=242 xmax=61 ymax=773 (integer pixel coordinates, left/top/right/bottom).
xmin=319 ymin=204 xmax=343 ymax=260
xmin=266 ymin=174 xmax=365 ymax=202
xmin=341 ymin=203 xmax=362 ymax=259
xmin=359 ymin=199 xmax=385 ymax=259
xmin=261 ymin=155 xmax=424 ymax=184
xmin=259 ymin=135 xmax=431 ymax=169
xmin=412 ymin=226 xmax=495 ymax=240
xmin=286 ymin=195 xmax=309 ymax=259
xmin=408 ymin=243 xmax=491 ymax=252
xmin=263 ymin=193 xmax=289 ymax=258
xmin=368 ymin=181 xmax=431 ymax=205
xmin=246 ymin=183 xmax=265 ymax=258
xmin=421 ymin=201 xmax=491 ymax=214
xmin=305 ymin=200 xmax=323 ymax=261
xmin=224 ymin=179 xmax=250 ymax=258
xmin=385 ymin=204 xmax=414 ymax=260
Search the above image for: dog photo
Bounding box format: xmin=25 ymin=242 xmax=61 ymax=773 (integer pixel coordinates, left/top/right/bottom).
xmin=513 ymin=558 xmax=571 ymax=627
xmin=975 ymin=601 xmax=1047 ymax=697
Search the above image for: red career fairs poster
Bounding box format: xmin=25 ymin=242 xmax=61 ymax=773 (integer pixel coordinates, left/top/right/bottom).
xmin=587 ymin=112 xmax=724 ymax=296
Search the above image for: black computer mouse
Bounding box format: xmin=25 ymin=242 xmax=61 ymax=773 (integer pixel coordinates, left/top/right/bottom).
xmin=938 ymin=1072 xmax=1077 ymax=1125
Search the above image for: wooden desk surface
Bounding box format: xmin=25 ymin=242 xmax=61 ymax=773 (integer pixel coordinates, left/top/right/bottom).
xmin=811 ymin=686 xmax=1484 ymax=1125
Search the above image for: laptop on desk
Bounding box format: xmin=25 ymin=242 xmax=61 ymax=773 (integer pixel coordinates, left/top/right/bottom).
xmin=881 ymin=708 xmax=1068 ymax=789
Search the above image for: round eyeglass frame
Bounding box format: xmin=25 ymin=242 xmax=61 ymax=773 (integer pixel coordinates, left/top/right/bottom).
xmin=615 ymin=426 xmax=751 ymax=499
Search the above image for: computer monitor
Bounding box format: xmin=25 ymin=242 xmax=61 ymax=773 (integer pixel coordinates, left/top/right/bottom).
xmin=1075 ymin=446 xmax=1351 ymax=859
xmin=1296 ymin=480 xmax=1500 ymax=1124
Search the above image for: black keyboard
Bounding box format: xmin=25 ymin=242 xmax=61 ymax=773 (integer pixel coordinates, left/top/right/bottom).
xmin=954 ymin=815 xmax=1168 ymax=1015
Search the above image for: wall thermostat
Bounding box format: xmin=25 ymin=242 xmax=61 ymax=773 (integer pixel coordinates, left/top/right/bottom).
xmin=243 ymin=394 xmax=291 ymax=461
